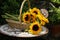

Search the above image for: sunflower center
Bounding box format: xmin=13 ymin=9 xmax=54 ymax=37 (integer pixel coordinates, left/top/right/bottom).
xmin=33 ymin=25 xmax=39 ymax=31
xmin=33 ymin=11 xmax=38 ymax=14
xmin=25 ymin=15 xmax=29 ymax=21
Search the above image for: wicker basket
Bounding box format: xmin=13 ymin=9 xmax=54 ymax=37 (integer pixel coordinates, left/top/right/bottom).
xmin=6 ymin=0 xmax=30 ymax=30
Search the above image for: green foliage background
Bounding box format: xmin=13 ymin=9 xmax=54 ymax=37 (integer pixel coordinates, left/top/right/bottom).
xmin=0 ymin=0 xmax=47 ymax=24
xmin=0 ymin=0 xmax=60 ymax=25
xmin=0 ymin=0 xmax=21 ymax=24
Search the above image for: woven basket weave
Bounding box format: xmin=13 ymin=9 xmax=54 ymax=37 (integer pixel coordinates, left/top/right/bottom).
xmin=6 ymin=0 xmax=30 ymax=30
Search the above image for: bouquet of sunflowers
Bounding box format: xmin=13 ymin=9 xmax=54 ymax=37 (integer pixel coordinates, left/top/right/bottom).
xmin=22 ymin=7 xmax=49 ymax=35
xmin=2 ymin=0 xmax=49 ymax=35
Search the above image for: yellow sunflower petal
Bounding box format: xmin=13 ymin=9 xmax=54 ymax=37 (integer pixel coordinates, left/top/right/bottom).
xmin=41 ymin=21 xmax=46 ymax=25
xmin=29 ymin=22 xmax=42 ymax=35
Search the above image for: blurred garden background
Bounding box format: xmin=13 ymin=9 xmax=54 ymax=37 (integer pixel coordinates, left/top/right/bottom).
xmin=0 ymin=0 xmax=60 ymax=40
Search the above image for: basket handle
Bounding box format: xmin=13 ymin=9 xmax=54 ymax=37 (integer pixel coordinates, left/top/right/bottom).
xmin=19 ymin=0 xmax=30 ymax=23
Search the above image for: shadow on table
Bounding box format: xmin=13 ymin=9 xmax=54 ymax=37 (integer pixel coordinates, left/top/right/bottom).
xmin=0 ymin=33 xmax=48 ymax=40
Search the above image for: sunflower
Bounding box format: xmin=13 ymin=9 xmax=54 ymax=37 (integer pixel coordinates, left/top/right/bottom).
xmin=29 ymin=8 xmax=41 ymax=15
xmin=30 ymin=13 xmax=36 ymax=23
xmin=37 ymin=15 xmax=49 ymax=23
xmin=29 ymin=22 xmax=42 ymax=35
xmin=40 ymin=13 xmax=49 ymax=23
xmin=23 ymin=12 xmax=30 ymax=23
